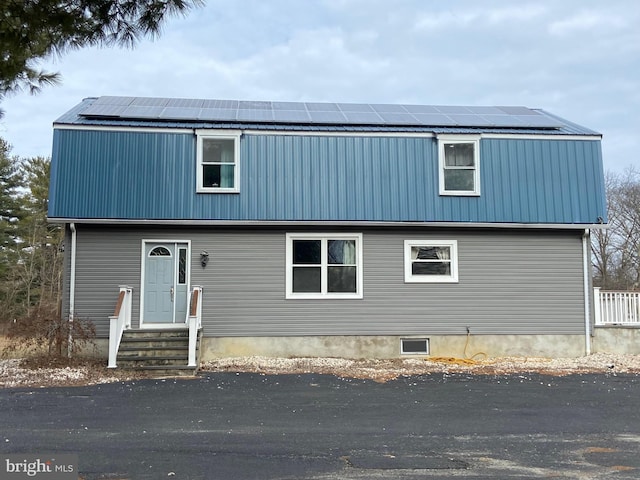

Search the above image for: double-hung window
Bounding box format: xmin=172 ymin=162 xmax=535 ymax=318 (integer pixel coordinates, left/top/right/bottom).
xmin=404 ymin=240 xmax=458 ymax=283
xmin=196 ymin=131 xmax=240 ymax=193
xmin=286 ymin=233 xmax=363 ymax=299
xmin=438 ymin=135 xmax=480 ymax=196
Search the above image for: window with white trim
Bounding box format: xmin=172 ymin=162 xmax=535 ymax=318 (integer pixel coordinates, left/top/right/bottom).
xmin=196 ymin=132 xmax=240 ymax=193
xmin=438 ymin=135 xmax=480 ymax=196
xmin=404 ymin=240 xmax=458 ymax=283
xmin=286 ymin=233 xmax=363 ymax=299
xmin=401 ymin=338 xmax=430 ymax=355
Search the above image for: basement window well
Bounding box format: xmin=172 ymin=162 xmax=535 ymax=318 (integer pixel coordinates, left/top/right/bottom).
xmin=401 ymin=338 xmax=430 ymax=355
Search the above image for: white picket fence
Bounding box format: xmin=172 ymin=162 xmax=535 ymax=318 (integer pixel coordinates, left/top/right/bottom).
xmin=594 ymin=288 xmax=640 ymax=326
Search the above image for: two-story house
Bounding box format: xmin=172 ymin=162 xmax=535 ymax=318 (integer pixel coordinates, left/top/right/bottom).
xmin=49 ymin=96 xmax=606 ymax=370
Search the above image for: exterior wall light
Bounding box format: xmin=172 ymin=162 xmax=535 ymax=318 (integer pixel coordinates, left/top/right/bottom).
xmin=200 ymin=251 xmax=209 ymax=268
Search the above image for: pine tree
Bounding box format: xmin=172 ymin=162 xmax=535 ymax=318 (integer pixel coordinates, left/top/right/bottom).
xmin=0 ymin=139 xmax=23 ymax=254
xmin=18 ymin=156 xmax=64 ymax=309
xmin=0 ymin=139 xmax=25 ymax=321
xmin=0 ymin=0 xmax=204 ymax=112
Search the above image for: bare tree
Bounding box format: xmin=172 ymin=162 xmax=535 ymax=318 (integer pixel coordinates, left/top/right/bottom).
xmin=592 ymin=167 xmax=640 ymax=290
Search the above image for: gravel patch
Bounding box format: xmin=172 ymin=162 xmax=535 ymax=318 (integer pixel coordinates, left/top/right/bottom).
xmin=202 ymin=353 xmax=640 ymax=382
xmin=1 ymin=353 xmax=639 ymax=388
xmin=0 ymin=358 xmax=145 ymax=388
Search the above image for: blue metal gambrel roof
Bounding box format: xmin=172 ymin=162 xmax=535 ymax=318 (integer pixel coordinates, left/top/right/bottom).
xmin=54 ymin=97 xmax=601 ymax=137
xmin=49 ymin=96 xmax=606 ymax=225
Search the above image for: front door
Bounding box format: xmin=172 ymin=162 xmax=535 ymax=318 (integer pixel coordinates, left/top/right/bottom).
xmin=142 ymin=242 xmax=190 ymax=326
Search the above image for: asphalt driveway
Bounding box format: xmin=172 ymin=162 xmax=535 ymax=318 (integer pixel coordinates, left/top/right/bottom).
xmin=1 ymin=372 xmax=639 ymax=479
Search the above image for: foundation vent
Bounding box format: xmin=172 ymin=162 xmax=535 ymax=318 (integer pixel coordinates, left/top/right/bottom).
xmin=401 ymin=338 xmax=429 ymax=355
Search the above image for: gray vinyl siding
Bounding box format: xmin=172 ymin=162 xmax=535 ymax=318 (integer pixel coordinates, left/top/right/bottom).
xmin=65 ymin=225 xmax=586 ymax=337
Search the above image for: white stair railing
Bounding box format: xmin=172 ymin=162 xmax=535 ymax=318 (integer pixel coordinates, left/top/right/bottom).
xmin=594 ymin=288 xmax=640 ymax=325
xmin=108 ymin=286 xmax=133 ymax=368
xmin=187 ymin=286 xmax=203 ymax=367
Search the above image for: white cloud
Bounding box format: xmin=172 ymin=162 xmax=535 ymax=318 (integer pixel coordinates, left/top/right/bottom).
xmin=486 ymin=5 xmax=547 ymax=24
xmin=549 ymin=10 xmax=626 ymax=36
xmin=0 ymin=0 xmax=638 ymax=173
xmin=413 ymin=3 xmax=546 ymax=32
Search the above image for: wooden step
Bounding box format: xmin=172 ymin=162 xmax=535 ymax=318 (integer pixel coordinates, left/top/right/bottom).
xmin=116 ymin=355 xmax=189 ymax=367
xmin=121 ymin=328 xmax=189 ymax=339
xmin=114 ymin=328 xmax=201 ymax=376
xmin=125 ymin=365 xmax=198 ymax=376
xmin=119 ymin=338 xmax=189 ymax=349
xmin=118 ymin=346 xmax=191 ymax=357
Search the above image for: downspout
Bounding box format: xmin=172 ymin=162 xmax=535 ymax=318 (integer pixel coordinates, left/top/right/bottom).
xmin=582 ymin=229 xmax=591 ymax=356
xmin=68 ymin=223 xmax=77 ymax=357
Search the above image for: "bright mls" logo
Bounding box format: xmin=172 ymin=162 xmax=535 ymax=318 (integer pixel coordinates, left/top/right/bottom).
xmin=1 ymin=455 xmax=77 ymax=479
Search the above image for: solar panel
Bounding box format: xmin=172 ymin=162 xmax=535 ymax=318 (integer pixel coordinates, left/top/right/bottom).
xmin=165 ymin=98 xmax=204 ymax=108
xmin=305 ymin=102 xmax=341 ymax=112
xmin=434 ymin=105 xmax=473 ymax=114
xmin=202 ymin=99 xmax=238 ymax=109
xmin=78 ymin=96 xmax=566 ymax=129
xmin=273 ymin=110 xmax=312 ymax=122
xmin=497 ymin=106 xmax=537 ymax=115
xmin=403 ymin=105 xmax=440 ymax=114
xmin=160 ymin=107 xmax=202 ymax=119
xmin=412 ymin=113 xmax=457 ymax=126
xmin=236 ymin=109 xmax=274 ymax=121
xmin=378 ymin=113 xmax=419 ymax=124
xmin=308 ymin=111 xmax=347 ymax=123
xmin=131 ymin=97 xmax=169 ymax=107
xmin=272 ymin=102 xmax=307 ymax=111
xmin=238 ymin=101 xmax=271 ymax=110
xmin=343 ymin=112 xmax=384 ymax=124
xmin=79 ymin=103 xmax=127 ymax=117
xmin=371 ymin=104 xmax=408 ymax=113
xmin=448 ymin=114 xmax=498 ymax=127
xmin=121 ymin=105 xmax=165 ymax=118
xmin=337 ymin=103 xmax=374 ymax=113
xmin=466 ymin=106 xmax=505 ymax=115
xmin=482 ymin=114 xmax=527 ymax=127
xmin=91 ymin=96 xmax=136 ymax=106
xmin=198 ymin=108 xmax=237 ymax=121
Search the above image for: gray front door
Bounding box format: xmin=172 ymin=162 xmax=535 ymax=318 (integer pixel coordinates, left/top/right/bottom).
xmin=143 ymin=242 xmax=189 ymax=325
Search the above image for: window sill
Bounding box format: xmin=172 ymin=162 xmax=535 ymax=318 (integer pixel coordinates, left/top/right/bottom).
xmin=439 ymin=191 xmax=480 ymax=197
xmin=404 ymin=278 xmax=459 ymax=284
xmin=196 ymin=188 xmax=240 ymax=194
xmin=286 ymin=293 xmax=363 ymax=300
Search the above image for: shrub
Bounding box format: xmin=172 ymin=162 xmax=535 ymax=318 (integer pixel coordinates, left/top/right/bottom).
xmin=3 ymin=301 xmax=96 ymax=358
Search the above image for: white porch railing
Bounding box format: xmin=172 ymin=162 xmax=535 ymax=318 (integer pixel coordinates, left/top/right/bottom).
xmin=594 ymin=288 xmax=640 ymax=326
xmin=108 ymin=285 xmax=133 ymax=368
xmin=187 ymin=286 xmax=203 ymax=367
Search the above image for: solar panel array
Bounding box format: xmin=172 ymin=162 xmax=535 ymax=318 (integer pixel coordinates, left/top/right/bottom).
xmin=79 ymin=96 xmax=564 ymax=129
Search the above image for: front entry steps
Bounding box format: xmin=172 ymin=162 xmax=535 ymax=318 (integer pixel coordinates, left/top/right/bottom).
xmin=116 ymin=328 xmax=200 ymax=376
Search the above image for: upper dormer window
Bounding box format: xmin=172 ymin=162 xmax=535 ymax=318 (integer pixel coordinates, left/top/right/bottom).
xmin=196 ymin=131 xmax=241 ymax=193
xmin=438 ymin=135 xmax=480 ymax=196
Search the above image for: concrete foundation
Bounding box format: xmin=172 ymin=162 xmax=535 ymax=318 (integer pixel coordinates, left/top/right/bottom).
xmin=200 ymin=334 xmax=587 ymax=360
xmin=12 ymin=330 xmax=638 ymax=362
xmin=592 ymin=327 xmax=640 ymax=355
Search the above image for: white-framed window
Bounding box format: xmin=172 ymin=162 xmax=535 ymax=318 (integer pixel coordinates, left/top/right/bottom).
xmin=404 ymin=240 xmax=458 ymax=283
xmin=196 ymin=130 xmax=241 ymax=193
xmin=286 ymin=233 xmax=363 ymax=299
xmin=438 ymin=135 xmax=480 ymax=196
xmin=401 ymin=338 xmax=430 ymax=355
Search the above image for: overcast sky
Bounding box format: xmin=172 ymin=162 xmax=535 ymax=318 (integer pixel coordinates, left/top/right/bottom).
xmin=1 ymin=0 xmax=638 ymax=172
